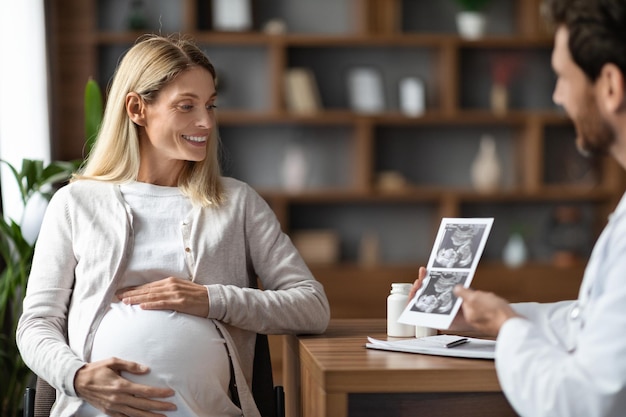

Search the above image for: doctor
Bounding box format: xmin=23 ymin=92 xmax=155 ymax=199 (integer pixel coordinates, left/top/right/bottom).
xmin=411 ymin=0 xmax=626 ymax=415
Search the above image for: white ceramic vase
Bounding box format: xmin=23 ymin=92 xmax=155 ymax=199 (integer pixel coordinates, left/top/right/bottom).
xmin=471 ymin=135 xmax=501 ymax=193
xmin=399 ymin=77 xmax=425 ymax=117
xmin=502 ymin=233 xmax=527 ymax=268
xmin=281 ymin=145 xmax=308 ymax=192
xmin=456 ymin=12 xmax=487 ymax=40
xmin=20 ymin=191 xmax=49 ymax=245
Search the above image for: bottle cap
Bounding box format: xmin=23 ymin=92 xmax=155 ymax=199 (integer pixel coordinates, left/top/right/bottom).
xmin=391 ymin=283 xmax=413 ymax=294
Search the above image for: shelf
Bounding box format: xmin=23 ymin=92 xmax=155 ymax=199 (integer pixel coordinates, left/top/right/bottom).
xmin=216 ymin=109 xmax=571 ymax=125
xmin=95 ymin=31 xmax=554 ymax=47
xmin=258 ymin=186 xmax=614 ymax=202
xmin=47 ymin=0 xmax=626 ymax=388
xmin=50 ymin=0 xmax=626 ymax=316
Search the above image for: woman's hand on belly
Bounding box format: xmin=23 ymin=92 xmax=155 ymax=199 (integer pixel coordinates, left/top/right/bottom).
xmin=75 ymin=357 xmax=177 ymax=416
xmin=116 ymin=276 xmax=210 ymax=318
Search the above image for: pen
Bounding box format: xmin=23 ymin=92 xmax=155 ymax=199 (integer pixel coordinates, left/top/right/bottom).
xmin=444 ymin=338 xmax=468 ymax=348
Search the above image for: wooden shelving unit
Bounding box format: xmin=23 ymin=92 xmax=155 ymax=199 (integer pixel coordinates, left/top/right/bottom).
xmin=48 ymin=0 xmax=625 ymax=383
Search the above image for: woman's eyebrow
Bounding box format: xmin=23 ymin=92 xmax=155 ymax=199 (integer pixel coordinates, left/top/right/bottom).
xmin=176 ymin=91 xmax=218 ymax=100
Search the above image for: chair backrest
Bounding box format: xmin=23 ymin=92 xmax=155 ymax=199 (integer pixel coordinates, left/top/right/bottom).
xmin=24 ymin=333 xmax=283 ymax=417
xmin=22 ymin=377 xmax=56 ymax=417
xmin=253 ymin=333 xmax=278 ymax=417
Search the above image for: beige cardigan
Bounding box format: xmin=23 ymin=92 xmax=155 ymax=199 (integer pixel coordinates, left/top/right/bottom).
xmin=17 ymin=177 xmax=330 ymax=416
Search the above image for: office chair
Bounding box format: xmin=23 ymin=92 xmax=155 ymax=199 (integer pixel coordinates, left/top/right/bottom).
xmin=24 ymin=333 xmax=285 ymax=417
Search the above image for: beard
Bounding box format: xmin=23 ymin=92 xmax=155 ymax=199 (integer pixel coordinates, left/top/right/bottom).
xmin=573 ymin=90 xmax=615 ymax=158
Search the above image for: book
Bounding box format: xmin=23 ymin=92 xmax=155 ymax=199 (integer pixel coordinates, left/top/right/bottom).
xmin=366 ymin=335 xmax=496 ymax=360
xmin=284 ymin=68 xmax=322 ymax=114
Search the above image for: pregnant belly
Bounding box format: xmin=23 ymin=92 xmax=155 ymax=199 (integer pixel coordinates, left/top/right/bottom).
xmin=87 ymin=302 xmax=238 ymax=416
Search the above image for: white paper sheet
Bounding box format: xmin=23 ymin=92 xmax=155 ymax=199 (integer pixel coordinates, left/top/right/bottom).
xmin=366 ymin=335 xmax=496 ymax=359
xmin=398 ymin=217 xmax=494 ymax=329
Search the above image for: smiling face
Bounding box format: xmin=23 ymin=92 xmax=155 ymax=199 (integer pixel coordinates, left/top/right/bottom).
xmin=551 ymin=26 xmax=615 ymax=157
xmin=128 ymin=66 xmax=217 ymax=185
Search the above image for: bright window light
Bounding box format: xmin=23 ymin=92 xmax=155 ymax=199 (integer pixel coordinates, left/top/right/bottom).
xmin=0 ymin=0 xmax=51 ymax=222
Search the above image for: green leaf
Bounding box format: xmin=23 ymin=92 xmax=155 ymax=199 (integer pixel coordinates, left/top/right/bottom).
xmin=0 ymin=160 xmax=27 ymax=204
xmin=23 ymin=159 xmax=44 ymax=196
xmin=85 ymin=77 xmax=103 ymax=156
xmin=2 ymin=158 xmax=77 ymax=204
xmin=454 ymin=0 xmax=491 ymax=12
xmin=40 ymin=161 xmax=77 ymax=189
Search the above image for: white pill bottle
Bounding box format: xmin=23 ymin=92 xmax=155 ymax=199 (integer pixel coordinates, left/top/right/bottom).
xmin=387 ymin=283 xmax=415 ymax=337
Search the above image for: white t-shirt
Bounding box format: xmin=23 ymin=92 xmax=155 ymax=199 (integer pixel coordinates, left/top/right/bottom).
xmin=78 ymin=182 xmax=239 ymax=416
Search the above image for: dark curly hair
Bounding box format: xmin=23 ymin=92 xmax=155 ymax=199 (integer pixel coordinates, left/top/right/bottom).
xmin=542 ymin=0 xmax=626 ymax=81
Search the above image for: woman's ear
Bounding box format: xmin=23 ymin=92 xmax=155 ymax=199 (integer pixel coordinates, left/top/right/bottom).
xmin=126 ymin=92 xmax=146 ymax=126
xmin=597 ymin=63 xmax=625 ymax=114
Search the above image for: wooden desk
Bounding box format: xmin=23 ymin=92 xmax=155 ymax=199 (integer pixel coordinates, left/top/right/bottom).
xmin=283 ymin=319 xmax=517 ymax=417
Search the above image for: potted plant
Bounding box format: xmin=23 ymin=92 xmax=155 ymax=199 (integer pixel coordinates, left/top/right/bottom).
xmin=0 ymin=78 xmax=102 ymax=417
xmin=454 ymin=0 xmax=491 ymax=40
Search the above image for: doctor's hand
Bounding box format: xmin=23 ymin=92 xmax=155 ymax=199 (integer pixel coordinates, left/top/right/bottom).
xmin=453 ymin=285 xmax=520 ymax=337
xmin=74 ymin=358 xmax=176 ymax=417
xmin=117 ymin=277 xmax=209 ymax=318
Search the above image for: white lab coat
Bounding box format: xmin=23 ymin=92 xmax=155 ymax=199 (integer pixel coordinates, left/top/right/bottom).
xmin=495 ymin=192 xmax=626 ymax=417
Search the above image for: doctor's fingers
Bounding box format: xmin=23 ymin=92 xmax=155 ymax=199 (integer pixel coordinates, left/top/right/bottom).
xmin=408 ymin=266 xmax=428 ymax=301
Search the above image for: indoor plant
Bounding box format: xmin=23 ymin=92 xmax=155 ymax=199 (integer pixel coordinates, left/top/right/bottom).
xmin=0 ymin=78 xmax=102 ymax=417
xmin=454 ymin=0 xmax=491 ymax=39
xmin=455 ymin=0 xmax=491 ymax=12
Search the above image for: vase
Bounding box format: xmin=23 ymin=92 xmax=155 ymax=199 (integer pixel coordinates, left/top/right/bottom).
xmin=212 ymin=0 xmax=253 ymax=31
xmin=20 ymin=191 xmax=49 ymax=245
xmin=502 ymin=233 xmax=527 ymax=268
xmin=470 ymin=135 xmax=501 ymax=193
xmin=281 ymin=145 xmax=308 ymax=192
xmin=399 ymin=77 xmax=425 ymax=117
xmin=456 ymin=12 xmax=487 ymax=40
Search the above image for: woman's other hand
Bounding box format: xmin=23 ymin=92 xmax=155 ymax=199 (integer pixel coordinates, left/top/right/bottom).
xmin=116 ymin=277 xmax=209 ymax=318
xmin=74 ymin=358 xmax=176 ymax=417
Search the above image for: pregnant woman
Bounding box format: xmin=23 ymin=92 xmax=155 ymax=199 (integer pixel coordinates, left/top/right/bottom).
xmin=17 ymin=34 xmax=330 ymax=417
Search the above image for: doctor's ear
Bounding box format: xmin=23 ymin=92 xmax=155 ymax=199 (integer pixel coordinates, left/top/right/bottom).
xmin=597 ymin=63 xmax=625 ymax=113
xmin=126 ymin=92 xmax=146 ymax=126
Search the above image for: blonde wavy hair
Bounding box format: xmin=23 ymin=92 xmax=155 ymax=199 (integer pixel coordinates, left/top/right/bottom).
xmin=73 ymin=34 xmax=224 ymax=207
